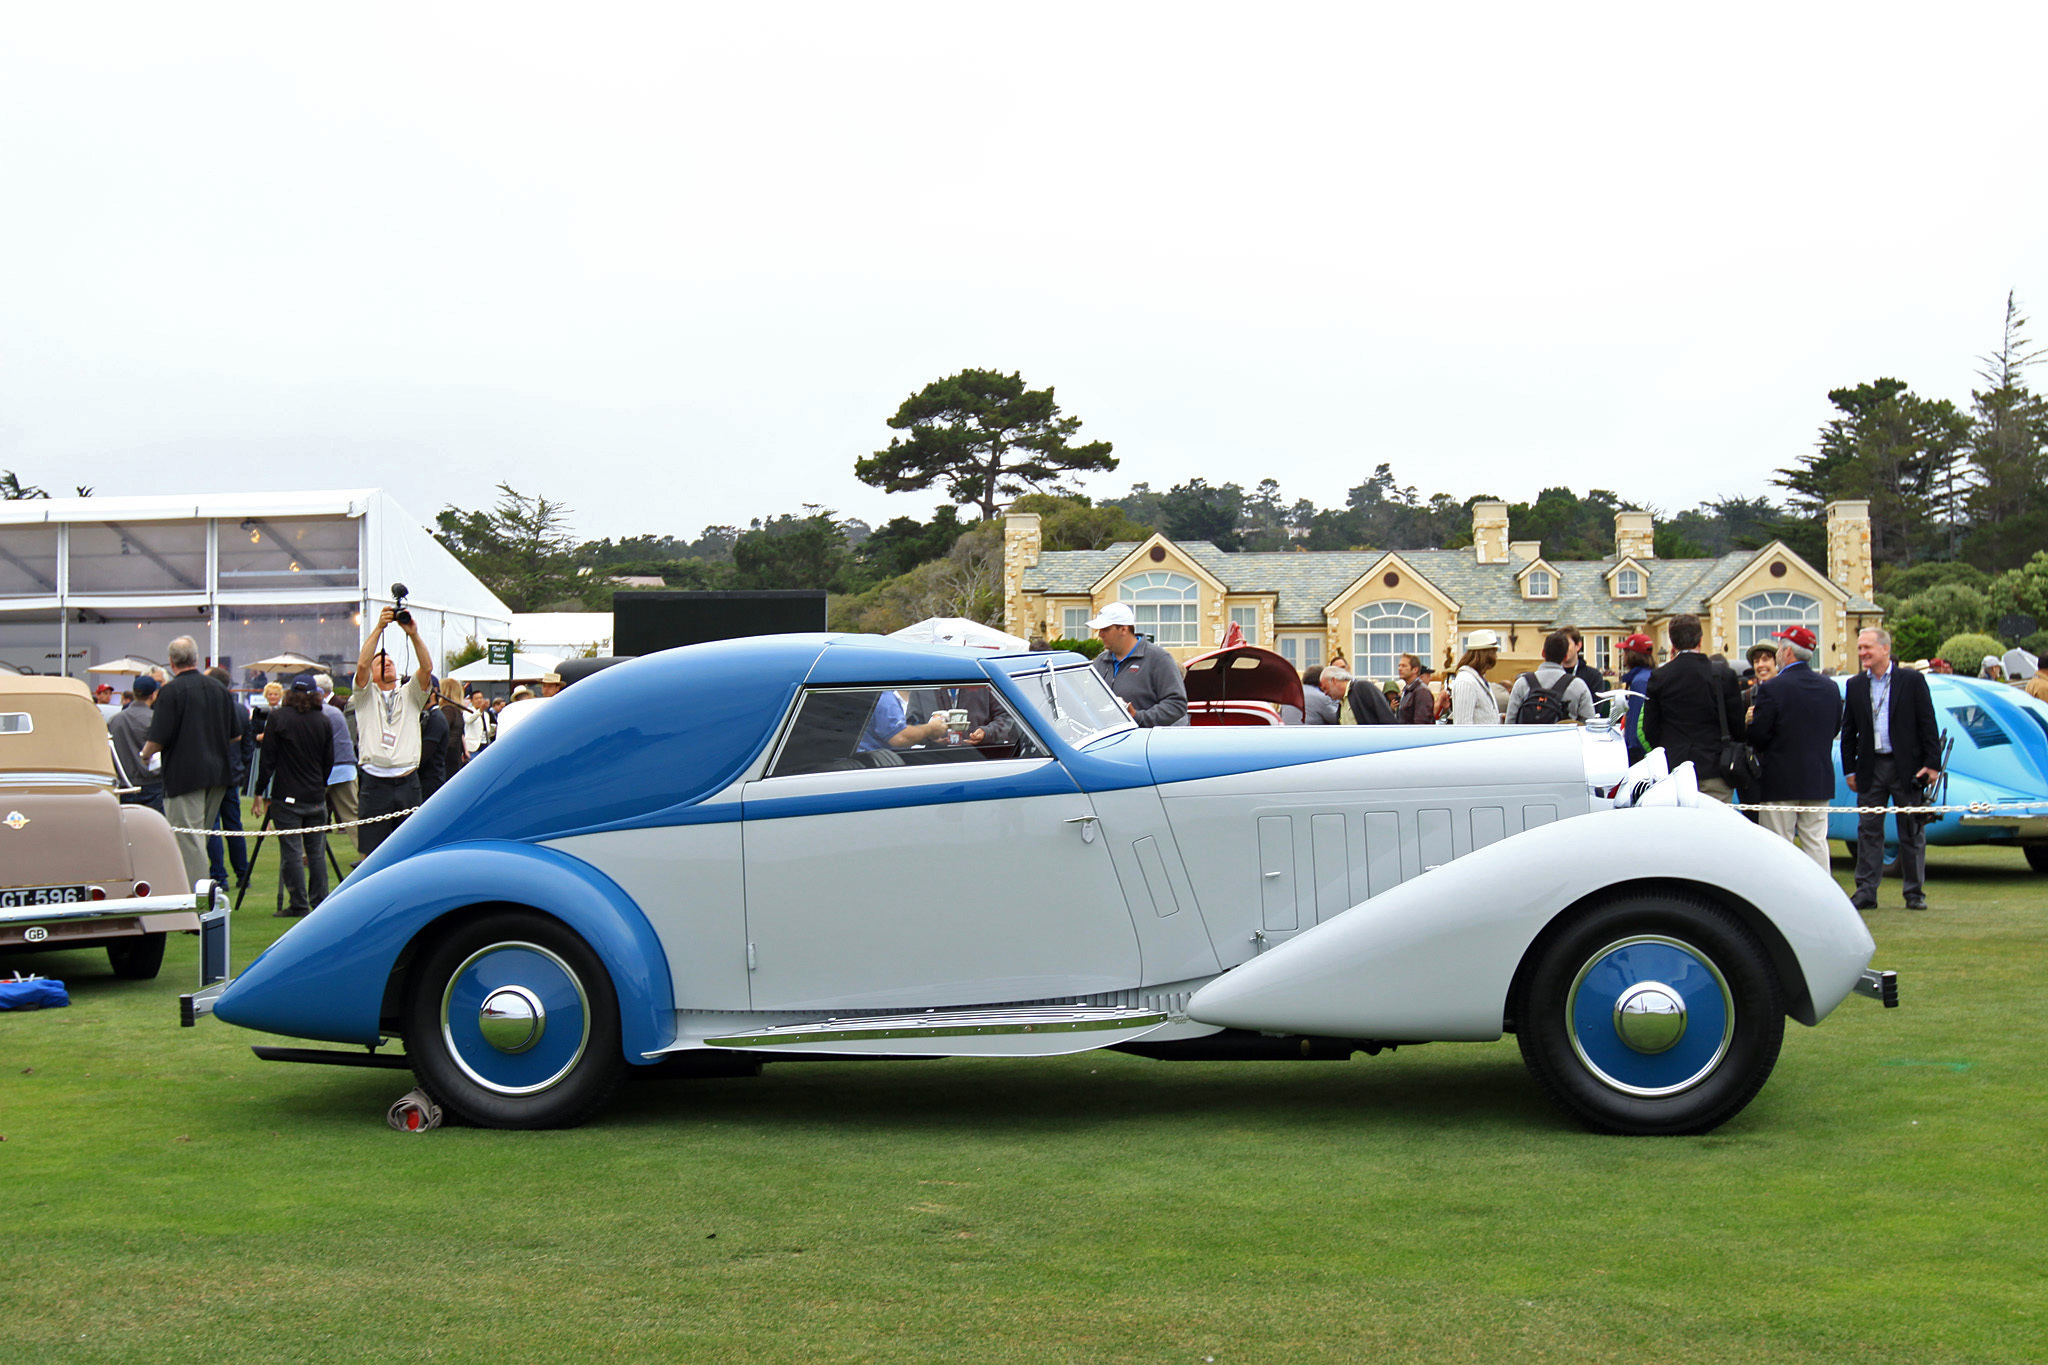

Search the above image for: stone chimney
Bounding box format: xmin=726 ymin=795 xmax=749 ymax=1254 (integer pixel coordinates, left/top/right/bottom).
xmin=1508 ymin=540 xmax=1542 ymax=565
xmin=1825 ymin=500 xmax=1873 ymax=600
xmin=1002 ymin=511 xmax=1043 ymax=640
xmin=1471 ymin=501 xmax=1509 ymax=565
xmin=1614 ymin=510 xmax=1655 ymax=561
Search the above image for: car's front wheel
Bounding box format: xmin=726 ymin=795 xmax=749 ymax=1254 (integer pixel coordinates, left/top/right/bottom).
xmin=1516 ymin=891 xmax=1784 ymax=1136
xmin=107 ymin=932 xmax=166 ymax=980
xmin=402 ymin=910 xmax=625 ymax=1129
xmin=2024 ymin=844 xmax=2048 ymax=874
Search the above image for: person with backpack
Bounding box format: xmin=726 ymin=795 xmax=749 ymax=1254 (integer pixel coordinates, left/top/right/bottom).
xmin=1506 ymin=630 xmax=1598 ymax=725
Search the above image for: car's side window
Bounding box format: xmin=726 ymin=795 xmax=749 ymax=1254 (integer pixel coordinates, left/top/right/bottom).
xmin=767 ymin=684 xmax=1047 ymax=778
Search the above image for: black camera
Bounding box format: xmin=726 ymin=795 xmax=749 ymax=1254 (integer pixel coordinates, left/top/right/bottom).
xmin=391 ymin=582 xmax=412 ymax=629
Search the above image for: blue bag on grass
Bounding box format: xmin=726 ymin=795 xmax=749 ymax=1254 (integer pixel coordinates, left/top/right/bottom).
xmin=0 ymin=975 xmax=70 ymax=1010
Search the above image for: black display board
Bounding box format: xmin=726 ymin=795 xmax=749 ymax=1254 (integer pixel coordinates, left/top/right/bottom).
xmin=613 ymin=590 xmax=829 ymax=656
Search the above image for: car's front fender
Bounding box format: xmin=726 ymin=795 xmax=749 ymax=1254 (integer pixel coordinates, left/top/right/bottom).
xmin=213 ymin=841 xmax=675 ymax=1061
xmin=1185 ymin=801 xmax=1876 ymax=1041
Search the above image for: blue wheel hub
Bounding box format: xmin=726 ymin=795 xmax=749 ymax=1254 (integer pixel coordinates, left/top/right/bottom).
xmin=440 ymin=942 xmax=592 ymax=1095
xmin=1565 ymin=935 xmax=1733 ymax=1097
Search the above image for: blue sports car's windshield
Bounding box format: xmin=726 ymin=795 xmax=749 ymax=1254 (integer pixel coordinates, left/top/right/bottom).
xmin=1011 ymin=662 xmax=1136 ymax=746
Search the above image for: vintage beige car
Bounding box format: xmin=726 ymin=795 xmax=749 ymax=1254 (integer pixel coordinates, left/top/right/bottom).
xmin=1 ymin=675 xmax=203 ymax=979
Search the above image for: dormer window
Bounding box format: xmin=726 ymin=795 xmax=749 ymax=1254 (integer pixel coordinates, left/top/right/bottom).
xmin=1525 ymin=568 xmax=1553 ymax=599
xmin=1614 ymin=566 xmax=1644 ymax=598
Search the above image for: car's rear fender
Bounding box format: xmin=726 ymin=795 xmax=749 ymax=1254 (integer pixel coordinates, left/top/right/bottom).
xmin=1185 ymin=801 xmax=1875 ymax=1041
xmin=212 ymin=840 xmax=675 ymax=1061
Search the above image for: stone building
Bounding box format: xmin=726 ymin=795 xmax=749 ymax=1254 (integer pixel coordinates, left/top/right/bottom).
xmin=1004 ymin=499 xmax=1882 ymax=682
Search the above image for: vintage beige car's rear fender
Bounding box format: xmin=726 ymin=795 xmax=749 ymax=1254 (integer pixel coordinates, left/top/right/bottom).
xmin=1184 ymin=801 xmax=1877 ymax=1042
xmin=119 ymin=803 xmax=189 ymax=894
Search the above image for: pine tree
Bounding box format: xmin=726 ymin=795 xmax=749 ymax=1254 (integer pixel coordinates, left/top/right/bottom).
xmin=1962 ymin=293 xmax=2048 ymax=568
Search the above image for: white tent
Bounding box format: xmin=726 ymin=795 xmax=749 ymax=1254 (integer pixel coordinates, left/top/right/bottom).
xmin=448 ymin=651 xmax=562 ymax=685
xmin=888 ymin=617 xmax=1029 ymax=651
xmin=511 ymin=612 xmax=613 ymax=658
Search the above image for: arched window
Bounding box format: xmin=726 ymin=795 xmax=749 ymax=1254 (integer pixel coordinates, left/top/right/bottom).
xmin=1737 ymin=591 xmax=1818 ymax=652
xmin=1352 ymin=601 xmax=1431 ymax=680
xmin=1119 ymin=572 xmax=1199 ymax=646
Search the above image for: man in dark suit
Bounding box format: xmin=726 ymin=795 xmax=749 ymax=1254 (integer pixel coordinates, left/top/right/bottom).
xmin=1641 ymin=613 xmax=1745 ymax=803
xmin=1745 ymin=626 xmax=1843 ymax=870
xmin=1841 ymin=626 xmax=1943 ymax=910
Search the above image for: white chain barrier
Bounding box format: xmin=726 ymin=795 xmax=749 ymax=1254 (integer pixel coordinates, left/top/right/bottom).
xmin=1729 ymin=801 xmax=2048 ymax=815
xmin=161 ymin=806 xmax=424 ymax=837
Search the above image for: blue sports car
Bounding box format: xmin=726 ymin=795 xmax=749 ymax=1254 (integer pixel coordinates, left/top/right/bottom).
xmin=190 ymin=635 xmax=1892 ymax=1135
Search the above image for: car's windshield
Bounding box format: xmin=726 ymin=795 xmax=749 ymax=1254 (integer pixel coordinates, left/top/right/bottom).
xmin=1009 ymin=661 xmax=1136 ymax=746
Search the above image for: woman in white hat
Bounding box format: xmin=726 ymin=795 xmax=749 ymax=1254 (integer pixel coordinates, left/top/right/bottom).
xmin=1449 ymin=630 xmax=1503 ymax=725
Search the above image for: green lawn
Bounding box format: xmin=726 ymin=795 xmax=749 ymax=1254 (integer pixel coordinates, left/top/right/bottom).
xmin=4 ymin=828 xmax=2044 ymax=1364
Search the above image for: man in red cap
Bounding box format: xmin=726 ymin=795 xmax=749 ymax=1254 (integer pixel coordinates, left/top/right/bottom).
xmin=1744 ymin=625 xmax=1844 ymax=870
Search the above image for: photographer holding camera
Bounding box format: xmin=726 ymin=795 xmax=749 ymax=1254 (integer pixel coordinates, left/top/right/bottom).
xmin=350 ymin=595 xmax=435 ymax=857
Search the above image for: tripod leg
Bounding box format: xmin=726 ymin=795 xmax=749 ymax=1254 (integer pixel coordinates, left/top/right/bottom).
xmin=234 ymin=810 xmax=278 ymax=913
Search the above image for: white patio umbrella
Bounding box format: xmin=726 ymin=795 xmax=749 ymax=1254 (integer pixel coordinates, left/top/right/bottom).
xmin=888 ymin=617 xmax=1030 ymax=651
xmin=86 ymin=655 xmax=163 ymax=675
xmin=2002 ymin=647 xmax=2038 ymax=681
xmin=245 ymin=652 xmax=324 ymax=673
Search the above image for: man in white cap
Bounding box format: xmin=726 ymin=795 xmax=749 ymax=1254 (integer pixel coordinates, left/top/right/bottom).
xmin=1087 ymin=602 xmax=1188 ymax=727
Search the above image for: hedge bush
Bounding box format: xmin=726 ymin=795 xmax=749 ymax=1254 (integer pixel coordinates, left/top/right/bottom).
xmin=1936 ymin=632 xmax=2008 ymax=676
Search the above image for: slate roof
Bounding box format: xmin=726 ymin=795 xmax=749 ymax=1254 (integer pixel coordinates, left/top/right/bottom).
xmin=1021 ymin=541 xmax=1878 ymax=628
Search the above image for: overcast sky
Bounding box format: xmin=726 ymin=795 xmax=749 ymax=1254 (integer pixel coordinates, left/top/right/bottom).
xmin=5 ymin=4 xmax=2044 ymax=543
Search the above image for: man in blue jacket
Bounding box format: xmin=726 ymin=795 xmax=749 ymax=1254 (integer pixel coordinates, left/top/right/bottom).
xmin=1745 ymin=627 xmax=1842 ymax=871
xmin=1841 ymin=626 xmax=1942 ymax=911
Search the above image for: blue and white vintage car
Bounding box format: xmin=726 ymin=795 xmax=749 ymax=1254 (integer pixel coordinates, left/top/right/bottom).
xmin=1825 ymin=673 xmax=2048 ymax=872
xmin=197 ymin=635 xmax=1893 ymax=1135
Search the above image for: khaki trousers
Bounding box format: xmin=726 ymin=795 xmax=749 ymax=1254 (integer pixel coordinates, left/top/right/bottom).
xmin=1760 ymin=803 xmax=1832 ymax=870
xmin=327 ymin=775 xmax=360 ymax=852
xmin=164 ymin=785 xmax=225 ymax=891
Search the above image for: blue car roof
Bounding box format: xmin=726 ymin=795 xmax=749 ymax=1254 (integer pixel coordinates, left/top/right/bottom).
xmin=349 ymin=634 xmax=1090 ymax=873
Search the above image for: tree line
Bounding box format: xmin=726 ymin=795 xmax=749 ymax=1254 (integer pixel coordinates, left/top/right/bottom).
xmin=9 ymin=298 xmax=2042 ymax=648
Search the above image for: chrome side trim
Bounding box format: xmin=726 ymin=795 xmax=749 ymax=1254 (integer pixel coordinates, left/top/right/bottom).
xmin=702 ymin=1005 xmax=1168 ymax=1049
xmin=0 ymin=772 xmax=120 ymax=788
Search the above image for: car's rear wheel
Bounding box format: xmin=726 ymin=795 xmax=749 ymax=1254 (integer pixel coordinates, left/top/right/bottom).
xmin=2024 ymin=844 xmax=2048 ymax=874
xmin=402 ymin=910 xmax=625 ymax=1129
xmin=1516 ymin=891 xmax=1784 ymax=1136
xmin=106 ymin=932 xmax=166 ymax=980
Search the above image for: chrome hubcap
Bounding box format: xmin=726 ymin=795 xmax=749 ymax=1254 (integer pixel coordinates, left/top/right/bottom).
xmin=1566 ymin=935 xmax=1733 ymax=1097
xmin=478 ymin=985 xmax=546 ymax=1054
xmin=439 ymin=941 xmax=591 ymax=1096
xmin=1613 ymin=981 xmax=1686 ymax=1054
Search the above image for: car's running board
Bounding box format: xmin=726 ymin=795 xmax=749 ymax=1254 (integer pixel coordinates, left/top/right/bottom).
xmin=688 ymin=1005 xmax=1170 ymax=1057
xmin=251 ymin=1044 xmax=413 ymax=1070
